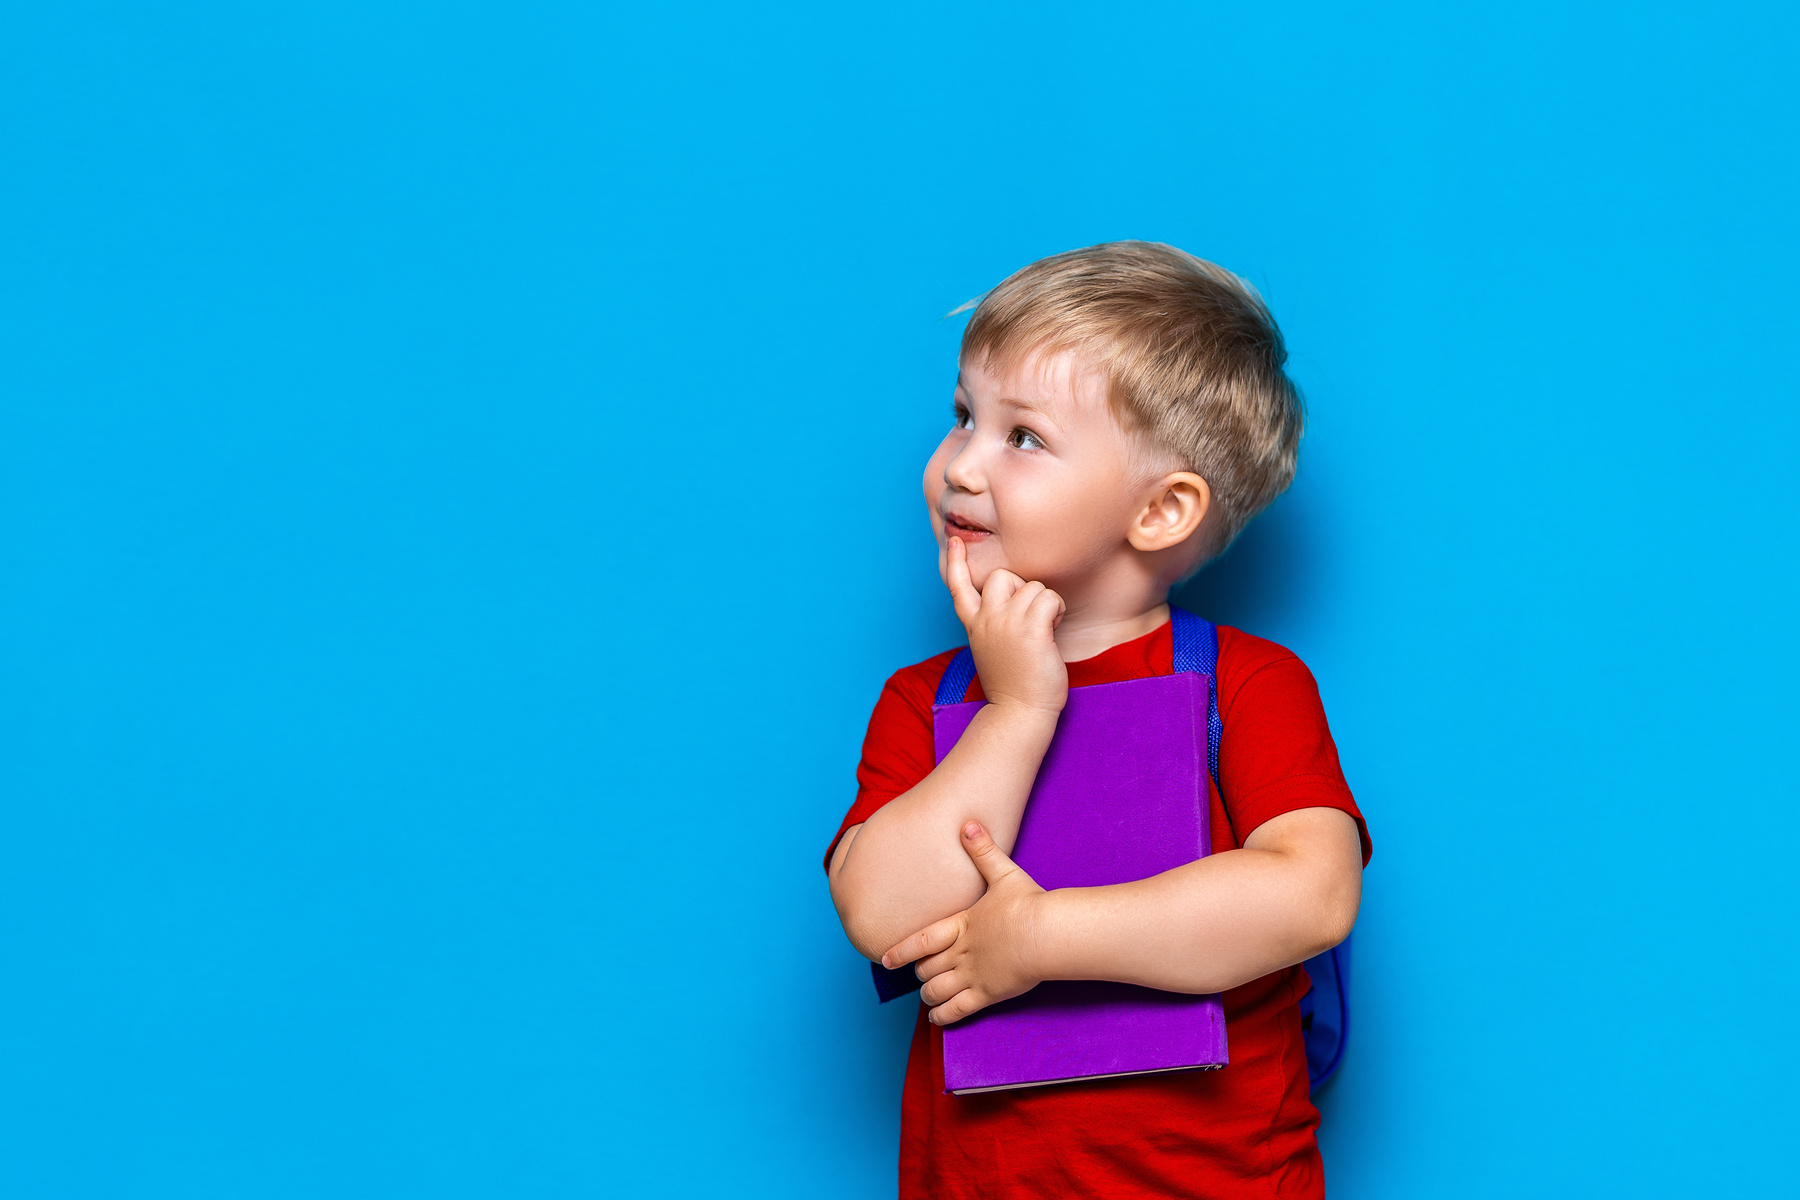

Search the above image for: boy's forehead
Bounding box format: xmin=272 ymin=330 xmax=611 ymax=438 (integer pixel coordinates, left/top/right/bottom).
xmin=958 ymin=347 xmax=1110 ymax=414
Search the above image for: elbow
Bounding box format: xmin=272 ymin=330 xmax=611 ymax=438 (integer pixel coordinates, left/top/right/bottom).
xmin=826 ymin=827 xmax=879 ymax=959
xmin=1314 ymin=897 xmax=1357 ymax=954
xmin=1303 ymin=881 xmax=1353 ymax=957
xmin=832 ymin=894 xmax=892 ymax=962
xmin=843 ymin=922 xmax=891 ymax=964
xmin=828 ymin=863 xmax=891 ymax=962
xmin=1300 ymin=870 xmax=1361 ymax=959
xmin=828 ymin=822 xmax=919 ymax=960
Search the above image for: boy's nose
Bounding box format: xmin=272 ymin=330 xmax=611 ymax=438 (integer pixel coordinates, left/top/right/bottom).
xmin=942 ymin=441 xmax=985 ymax=494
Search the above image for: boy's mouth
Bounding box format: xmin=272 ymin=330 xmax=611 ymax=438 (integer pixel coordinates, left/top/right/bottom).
xmin=942 ymin=513 xmax=994 ymax=542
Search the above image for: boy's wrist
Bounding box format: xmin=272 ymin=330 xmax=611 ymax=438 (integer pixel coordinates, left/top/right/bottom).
xmin=1023 ymin=887 xmax=1079 ymax=983
xmin=978 ymin=696 xmax=1064 ymax=730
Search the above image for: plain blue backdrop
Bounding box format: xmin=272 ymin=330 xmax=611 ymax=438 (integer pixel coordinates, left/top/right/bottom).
xmin=3 ymin=2 xmax=1797 ymax=1195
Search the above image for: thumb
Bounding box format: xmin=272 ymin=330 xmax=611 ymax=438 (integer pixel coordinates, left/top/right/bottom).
xmin=960 ymin=821 xmax=1025 ymax=887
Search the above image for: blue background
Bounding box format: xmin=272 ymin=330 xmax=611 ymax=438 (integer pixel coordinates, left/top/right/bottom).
xmin=4 ymin=2 xmax=1796 ymax=1195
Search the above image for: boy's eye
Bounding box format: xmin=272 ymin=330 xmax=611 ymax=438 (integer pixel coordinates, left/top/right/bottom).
xmin=952 ymin=405 xmax=973 ymax=430
xmin=1007 ymin=427 xmax=1045 ymax=451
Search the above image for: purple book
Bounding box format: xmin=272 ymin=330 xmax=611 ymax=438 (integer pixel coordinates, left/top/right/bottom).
xmin=933 ymin=672 xmax=1228 ymax=1095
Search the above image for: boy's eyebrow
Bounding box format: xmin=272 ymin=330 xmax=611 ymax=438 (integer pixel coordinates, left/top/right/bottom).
xmin=1000 ymin=396 xmax=1065 ymax=430
xmin=954 ymin=375 xmax=1065 ymax=431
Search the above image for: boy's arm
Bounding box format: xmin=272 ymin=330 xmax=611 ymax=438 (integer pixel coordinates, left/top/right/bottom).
xmin=828 ymin=539 xmax=1067 ymax=961
xmin=886 ymin=807 xmax=1362 ymax=1025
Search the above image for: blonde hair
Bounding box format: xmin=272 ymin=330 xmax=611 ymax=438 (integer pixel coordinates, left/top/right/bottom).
xmin=961 ymin=241 xmax=1302 ymax=560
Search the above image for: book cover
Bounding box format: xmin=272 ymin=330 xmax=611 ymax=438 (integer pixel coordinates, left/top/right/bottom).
xmin=933 ymin=670 xmax=1228 ymax=1094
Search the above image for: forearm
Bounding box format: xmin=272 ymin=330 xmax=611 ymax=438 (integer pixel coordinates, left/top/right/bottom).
xmin=829 ymin=701 xmax=1058 ymax=958
xmin=1032 ymin=810 xmax=1363 ymax=995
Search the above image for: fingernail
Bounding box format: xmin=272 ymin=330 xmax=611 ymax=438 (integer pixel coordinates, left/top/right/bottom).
xmin=963 ymin=821 xmax=981 ymax=839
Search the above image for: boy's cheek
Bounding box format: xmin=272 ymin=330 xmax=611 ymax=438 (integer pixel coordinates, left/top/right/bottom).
xmin=960 ymin=542 xmax=1009 ymax=590
xmin=921 ymin=444 xmax=953 ymax=508
xmin=922 ymin=480 xmax=948 ymax=542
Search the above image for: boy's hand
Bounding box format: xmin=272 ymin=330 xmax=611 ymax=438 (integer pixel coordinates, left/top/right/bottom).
xmin=880 ymin=822 xmax=1050 ymax=1026
xmin=945 ymin=537 xmax=1068 ymax=717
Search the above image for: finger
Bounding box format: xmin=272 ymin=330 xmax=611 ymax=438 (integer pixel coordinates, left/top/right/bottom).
xmin=960 ymin=821 xmax=1026 ymax=887
xmin=1024 ymin=585 xmax=1066 ymax=631
xmin=945 ymin=538 xmax=980 ymax=625
xmin=913 ymin=939 xmax=962 ymax=982
xmin=1006 ymin=580 xmax=1047 ymax=613
xmin=880 ymin=915 xmax=962 ymax=970
xmin=919 ymin=969 xmax=967 ymax=1007
xmin=928 ymin=988 xmax=990 ymax=1026
xmin=981 ymin=568 xmax=1023 ymax=605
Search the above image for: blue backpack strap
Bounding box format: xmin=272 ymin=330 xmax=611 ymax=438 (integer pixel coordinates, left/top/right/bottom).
xmin=1171 ymin=607 xmax=1351 ymax=1089
xmin=1168 ymin=607 xmax=1222 ymax=791
xmin=1297 ymin=939 xmax=1351 ymax=1087
xmin=935 ymin=646 xmax=977 ymax=707
xmin=869 ymin=647 xmax=978 ymax=1002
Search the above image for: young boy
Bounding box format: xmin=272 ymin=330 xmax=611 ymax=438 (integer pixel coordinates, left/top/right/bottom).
xmin=825 ymin=242 xmax=1372 ymax=1199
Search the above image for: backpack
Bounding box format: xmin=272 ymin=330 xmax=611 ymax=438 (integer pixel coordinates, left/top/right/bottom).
xmin=869 ymin=606 xmax=1351 ymax=1090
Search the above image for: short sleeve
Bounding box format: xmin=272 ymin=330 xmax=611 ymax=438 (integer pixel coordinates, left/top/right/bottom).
xmin=822 ymin=652 xmax=952 ymax=871
xmin=1216 ymin=646 xmax=1372 ymax=865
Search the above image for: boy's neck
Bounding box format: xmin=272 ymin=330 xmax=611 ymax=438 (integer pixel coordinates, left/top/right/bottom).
xmin=1051 ymin=599 xmax=1172 ymax=664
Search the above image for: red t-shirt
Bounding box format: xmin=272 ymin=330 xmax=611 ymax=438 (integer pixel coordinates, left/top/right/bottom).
xmin=827 ymin=620 xmax=1371 ymax=1200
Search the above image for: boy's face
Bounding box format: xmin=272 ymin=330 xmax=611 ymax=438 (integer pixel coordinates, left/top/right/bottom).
xmin=923 ymin=349 xmax=1158 ymax=597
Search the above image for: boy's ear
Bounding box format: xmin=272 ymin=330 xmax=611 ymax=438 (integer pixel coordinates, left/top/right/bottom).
xmin=1127 ymin=472 xmax=1211 ymax=554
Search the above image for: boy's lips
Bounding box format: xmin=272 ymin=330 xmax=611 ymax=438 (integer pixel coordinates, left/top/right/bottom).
xmin=942 ymin=513 xmax=994 ymax=542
